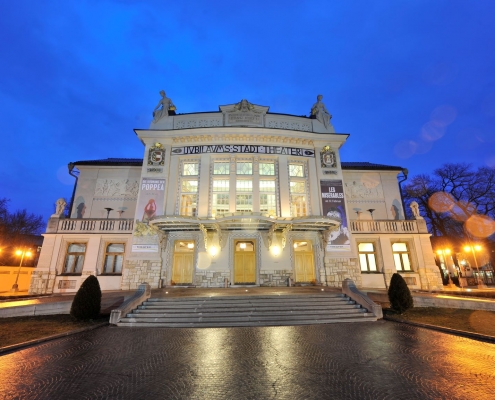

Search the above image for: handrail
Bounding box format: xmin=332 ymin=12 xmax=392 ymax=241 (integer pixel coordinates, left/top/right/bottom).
xmin=342 ymin=278 xmax=383 ymax=319
xmin=109 ymin=283 xmax=151 ymax=325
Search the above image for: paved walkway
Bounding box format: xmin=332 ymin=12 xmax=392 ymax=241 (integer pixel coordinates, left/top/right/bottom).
xmin=0 ymin=322 xmax=494 ymax=399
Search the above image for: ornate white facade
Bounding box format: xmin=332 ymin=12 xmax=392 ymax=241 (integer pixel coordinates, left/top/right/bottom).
xmin=30 ymin=97 xmax=443 ymax=294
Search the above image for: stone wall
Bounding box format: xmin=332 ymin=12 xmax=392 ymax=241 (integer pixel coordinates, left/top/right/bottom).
xmin=194 ymin=271 xmax=230 ymax=287
xmin=260 ymin=269 xmax=293 ymax=287
xmin=29 ymin=271 xmax=56 ymax=294
xmin=121 ymin=259 xmax=162 ymax=290
xmin=323 ymin=256 xmax=362 ymax=287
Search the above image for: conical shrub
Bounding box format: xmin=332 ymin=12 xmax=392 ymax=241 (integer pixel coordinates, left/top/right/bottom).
xmin=70 ymin=275 xmax=102 ymax=320
xmin=388 ymin=273 xmax=414 ymax=314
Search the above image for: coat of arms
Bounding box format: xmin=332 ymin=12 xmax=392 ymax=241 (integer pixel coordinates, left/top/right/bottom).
xmin=320 ymin=145 xmax=336 ymax=168
xmin=148 ymin=142 xmax=165 ymax=166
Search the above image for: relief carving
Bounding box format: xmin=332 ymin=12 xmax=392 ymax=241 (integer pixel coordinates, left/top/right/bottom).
xmin=94 ymin=179 xmax=139 ymax=197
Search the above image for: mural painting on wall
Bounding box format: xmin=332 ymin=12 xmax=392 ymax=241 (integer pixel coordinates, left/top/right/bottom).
xmin=148 ymin=142 xmax=165 ymax=166
xmin=320 ymin=145 xmax=337 ymax=168
xmin=137 ymin=178 xmax=165 ymax=222
xmin=72 ymin=196 xmax=86 ymax=218
xmin=321 ymin=180 xmax=351 ymax=250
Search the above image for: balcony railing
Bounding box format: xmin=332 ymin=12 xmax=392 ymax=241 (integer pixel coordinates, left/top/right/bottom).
xmin=56 ymin=219 xmax=134 ymax=234
xmin=349 ymin=219 xmax=419 ymax=234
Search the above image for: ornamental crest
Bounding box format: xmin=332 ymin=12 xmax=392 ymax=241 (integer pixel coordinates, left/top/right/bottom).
xmin=148 ymin=142 xmax=165 ymax=166
xmin=232 ymin=99 xmax=257 ymax=112
xmin=320 ymin=145 xmax=337 ymax=168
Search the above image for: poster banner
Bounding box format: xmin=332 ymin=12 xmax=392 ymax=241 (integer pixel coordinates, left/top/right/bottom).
xmin=137 ymin=178 xmax=165 ymax=222
xmin=321 ymin=180 xmax=351 ymax=250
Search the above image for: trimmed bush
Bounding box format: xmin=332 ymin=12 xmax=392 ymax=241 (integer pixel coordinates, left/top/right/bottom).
xmin=70 ymin=275 xmax=102 ymax=320
xmin=388 ymin=273 xmax=414 ymax=314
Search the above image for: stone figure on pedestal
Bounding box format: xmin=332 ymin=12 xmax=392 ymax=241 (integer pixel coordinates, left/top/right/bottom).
xmin=153 ymin=90 xmax=176 ymax=123
xmin=311 ymin=94 xmax=332 ymax=129
xmin=410 ymin=201 xmax=423 ymax=219
xmin=55 ymin=198 xmax=66 ymax=217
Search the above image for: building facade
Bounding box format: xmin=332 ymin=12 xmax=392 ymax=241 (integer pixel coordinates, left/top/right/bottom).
xmin=30 ymin=95 xmax=443 ymax=294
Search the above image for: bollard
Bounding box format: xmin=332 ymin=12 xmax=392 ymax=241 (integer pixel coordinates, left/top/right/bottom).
xmin=288 ymin=277 xmax=292 ymax=287
xmin=224 ymin=277 xmax=229 ymax=288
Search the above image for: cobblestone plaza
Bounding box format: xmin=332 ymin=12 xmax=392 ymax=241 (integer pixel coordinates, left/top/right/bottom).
xmin=1 ymin=322 xmax=494 ymax=399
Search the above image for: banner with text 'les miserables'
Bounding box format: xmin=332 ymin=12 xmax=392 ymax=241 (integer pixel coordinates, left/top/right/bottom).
xmin=137 ymin=178 xmax=165 ymax=222
xmin=321 ymin=180 xmax=351 ymax=250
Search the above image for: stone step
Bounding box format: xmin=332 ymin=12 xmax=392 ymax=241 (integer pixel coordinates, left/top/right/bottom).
xmin=126 ymin=309 xmax=367 ymax=321
xmin=117 ymin=314 xmax=378 ymax=328
xmin=145 ymin=294 xmax=344 ymax=303
xmin=139 ymin=300 xmax=356 ymax=310
xmin=134 ymin=304 xmax=361 ymax=314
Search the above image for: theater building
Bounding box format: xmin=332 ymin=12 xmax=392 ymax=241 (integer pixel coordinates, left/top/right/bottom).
xmin=29 ymin=95 xmax=443 ymax=294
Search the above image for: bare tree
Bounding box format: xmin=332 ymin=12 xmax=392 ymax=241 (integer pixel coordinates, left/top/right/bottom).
xmin=402 ymin=163 xmax=495 ymax=239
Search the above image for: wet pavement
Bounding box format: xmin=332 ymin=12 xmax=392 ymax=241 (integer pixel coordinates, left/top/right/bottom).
xmin=1 ymin=321 xmax=494 ymax=399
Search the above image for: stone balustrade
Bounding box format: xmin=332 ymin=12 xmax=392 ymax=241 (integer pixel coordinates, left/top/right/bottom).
xmin=349 ymin=219 xmax=419 ymax=234
xmin=56 ymin=218 xmax=134 ymax=234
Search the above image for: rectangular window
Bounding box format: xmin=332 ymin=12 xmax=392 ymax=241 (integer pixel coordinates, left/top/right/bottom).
xmin=289 ymin=164 xmax=304 ymax=177
xmin=260 ymin=180 xmax=277 ymax=216
xmin=183 ymin=163 xmax=199 ymax=176
xmin=392 ymin=242 xmax=412 ymax=271
xmin=237 ymin=162 xmax=253 ymax=175
xmin=213 ymin=162 xmax=229 ymax=175
xmin=63 ymin=243 xmax=86 ymax=274
xmin=180 ymin=179 xmax=198 ymax=216
xmin=212 ymin=179 xmax=230 ymax=217
xmin=358 ymin=243 xmax=377 ymax=272
xmin=103 ymin=243 xmax=125 ymax=274
xmin=236 ymin=194 xmax=253 ymax=212
xmin=236 ymin=180 xmax=253 ymax=192
xmin=259 ymin=163 xmax=275 ymax=176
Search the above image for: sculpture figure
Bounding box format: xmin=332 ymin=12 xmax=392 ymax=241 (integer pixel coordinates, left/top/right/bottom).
xmin=311 ymin=94 xmax=332 ymax=129
xmin=55 ymin=198 xmax=66 ymax=216
xmin=410 ymin=201 xmax=422 ymax=218
xmin=153 ymin=90 xmax=176 ymax=123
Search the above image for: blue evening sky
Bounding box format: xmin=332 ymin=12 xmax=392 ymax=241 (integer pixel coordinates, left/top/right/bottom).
xmin=1 ymin=0 xmax=494 ymax=220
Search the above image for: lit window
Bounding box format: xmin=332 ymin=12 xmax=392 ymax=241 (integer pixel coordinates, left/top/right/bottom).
xmin=183 ymin=163 xmax=199 ymax=176
xmin=289 ymin=164 xmax=304 ymax=177
xmin=260 ymin=163 xmax=275 ymax=176
xmin=180 ymin=179 xmax=198 ymax=216
xmin=212 ymin=179 xmax=230 ymax=217
xmin=392 ymin=242 xmax=412 ymax=271
xmin=63 ymin=243 xmax=86 ymax=274
xmin=290 ymin=182 xmax=306 ymax=193
xmin=236 ymin=194 xmax=253 ymax=212
xmin=237 ymin=162 xmax=253 ymax=175
xmin=358 ymin=243 xmax=377 ymax=272
xmin=103 ymin=243 xmax=124 ymax=274
xmin=213 ymin=162 xmax=229 ymax=175
xmin=260 ymin=180 xmax=277 ymax=216
xmin=236 ymin=180 xmax=253 ymax=192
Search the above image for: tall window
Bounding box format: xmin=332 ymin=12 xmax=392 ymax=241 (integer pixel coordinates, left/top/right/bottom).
xmin=392 ymin=242 xmax=412 ymax=271
xmin=260 ymin=180 xmax=276 ymax=216
xmin=358 ymin=243 xmax=377 ymax=272
xmin=289 ymin=163 xmax=307 ymax=217
xmin=179 ymin=162 xmax=199 ymax=216
xmin=213 ymin=162 xmax=229 ymax=175
xmin=63 ymin=243 xmax=86 ymax=274
xmin=236 ymin=180 xmax=253 ymax=212
xmin=103 ymin=243 xmax=124 ymax=274
xmin=212 ymin=179 xmax=229 ymax=217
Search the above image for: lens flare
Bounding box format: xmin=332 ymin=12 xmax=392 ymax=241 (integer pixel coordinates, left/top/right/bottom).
xmin=428 ymin=192 xmax=456 ymax=213
xmin=450 ymin=201 xmax=476 ymax=222
xmin=465 ymin=214 xmax=495 ymax=238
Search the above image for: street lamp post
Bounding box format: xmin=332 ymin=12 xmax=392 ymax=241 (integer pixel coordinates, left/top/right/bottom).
xmin=11 ymin=249 xmax=32 ymax=293
xmin=464 ymin=244 xmax=486 ymax=289
xmin=436 ymin=248 xmax=457 ymax=289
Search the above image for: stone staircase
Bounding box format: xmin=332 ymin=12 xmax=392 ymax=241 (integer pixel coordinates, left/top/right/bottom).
xmin=117 ymin=292 xmax=378 ymax=327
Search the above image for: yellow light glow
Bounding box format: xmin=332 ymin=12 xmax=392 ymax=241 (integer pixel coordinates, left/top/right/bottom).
xmin=209 ymin=246 xmax=218 ymax=257
xmin=240 ymin=243 xmax=246 ymax=249
xmin=436 ymin=250 xmax=442 ymax=255
xmin=187 ymin=243 xmax=194 ymax=249
xmin=445 ymin=249 xmax=451 ymax=255
xmin=294 ymin=243 xmax=298 ymax=249
xmin=15 ymin=250 xmax=22 ymax=256
xmin=26 ymin=251 xmax=32 ymax=257
xmin=474 ymin=245 xmax=482 ymax=251
xmin=464 ymin=246 xmax=471 ymax=252
xmin=271 ymin=245 xmax=281 ymax=256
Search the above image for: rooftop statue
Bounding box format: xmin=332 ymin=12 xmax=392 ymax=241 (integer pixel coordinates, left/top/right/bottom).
xmin=232 ymin=99 xmax=256 ymax=112
xmin=152 ymin=90 xmax=176 ymax=123
xmin=311 ymin=94 xmax=332 ymax=129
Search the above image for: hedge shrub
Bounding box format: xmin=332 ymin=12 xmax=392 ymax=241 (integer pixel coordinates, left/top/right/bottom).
xmin=70 ymin=275 xmax=102 ymax=320
xmin=388 ymin=273 xmax=414 ymax=314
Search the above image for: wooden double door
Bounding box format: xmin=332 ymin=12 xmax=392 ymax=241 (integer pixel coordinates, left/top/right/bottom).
xmin=171 ymin=240 xmax=194 ymax=285
xmin=294 ymin=240 xmax=315 ymax=283
xmin=234 ymin=240 xmax=256 ymax=285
